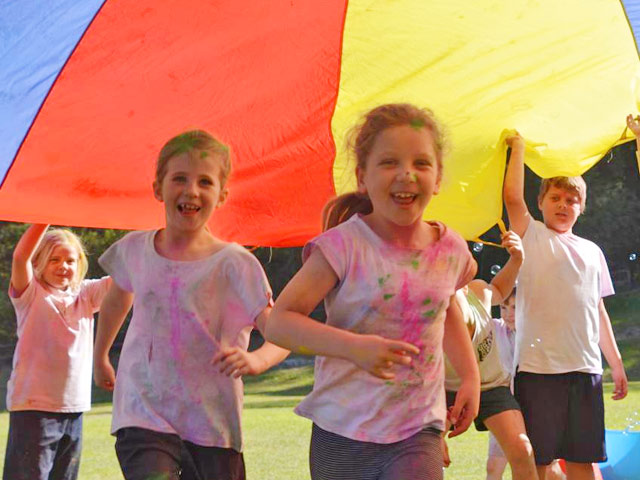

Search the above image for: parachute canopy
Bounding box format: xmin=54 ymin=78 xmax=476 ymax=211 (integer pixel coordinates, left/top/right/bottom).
xmin=1 ymin=0 xmax=639 ymax=246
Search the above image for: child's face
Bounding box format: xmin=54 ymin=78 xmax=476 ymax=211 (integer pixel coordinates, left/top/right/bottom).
xmin=153 ymin=151 xmax=228 ymax=234
xmin=538 ymin=185 xmax=581 ymax=233
xmin=42 ymin=243 xmax=78 ymax=291
xmin=500 ymin=297 xmax=516 ymax=331
xmin=357 ymin=125 xmax=440 ymax=228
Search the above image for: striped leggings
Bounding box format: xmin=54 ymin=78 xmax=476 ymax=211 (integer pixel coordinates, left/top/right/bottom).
xmin=309 ymin=424 xmax=443 ymax=480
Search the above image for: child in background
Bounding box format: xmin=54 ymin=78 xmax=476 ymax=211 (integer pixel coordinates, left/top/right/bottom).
xmin=265 ymin=103 xmax=480 ymax=480
xmin=3 ymin=224 xmax=111 ymax=480
xmin=503 ymin=133 xmax=627 ymax=480
xmin=444 ymin=231 xmax=537 ymax=480
xmin=94 ymin=131 xmax=289 ymax=480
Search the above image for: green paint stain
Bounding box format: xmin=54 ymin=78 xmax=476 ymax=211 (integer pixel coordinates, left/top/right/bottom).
xmin=411 ymin=259 xmax=419 ymax=270
xmin=383 ymin=293 xmax=395 ymax=301
xmin=200 ymin=150 xmax=209 ymax=158
xmin=422 ymin=298 xmax=431 ymax=305
xmin=422 ymin=310 xmax=435 ymax=318
xmin=409 ymin=118 xmax=425 ymax=130
xmin=377 ymin=274 xmax=391 ymax=287
xmin=298 ymin=346 xmax=314 ymax=355
xmin=385 ymin=380 xmax=395 ymax=387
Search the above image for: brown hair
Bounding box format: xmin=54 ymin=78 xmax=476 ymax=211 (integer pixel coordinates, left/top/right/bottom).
xmin=323 ymin=103 xmax=446 ymax=231
xmin=32 ymin=229 xmax=88 ymax=291
xmin=538 ymin=176 xmax=587 ymax=212
xmin=156 ymin=130 xmax=231 ymax=187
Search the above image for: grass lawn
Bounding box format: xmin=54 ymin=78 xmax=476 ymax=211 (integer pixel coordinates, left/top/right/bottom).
xmin=0 ymin=366 xmax=638 ymax=479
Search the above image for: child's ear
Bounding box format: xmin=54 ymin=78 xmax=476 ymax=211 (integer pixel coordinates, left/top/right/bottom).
xmin=153 ymin=181 xmax=163 ymax=202
xmin=216 ymin=188 xmax=229 ymax=207
xmin=356 ymin=167 xmax=367 ymax=194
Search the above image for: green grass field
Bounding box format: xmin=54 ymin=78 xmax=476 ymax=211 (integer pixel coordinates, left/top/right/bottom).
xmin=0 ymin=366 xmax=638 ymax=479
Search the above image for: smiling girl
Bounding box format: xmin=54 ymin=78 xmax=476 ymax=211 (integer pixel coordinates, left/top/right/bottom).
xmin=3 ymin=225 xmax=111 ymax=480
xmin=265 ymin=104 xmax=480 ymax=480
xmin=93 ymin=130 xmax=288 ymax=480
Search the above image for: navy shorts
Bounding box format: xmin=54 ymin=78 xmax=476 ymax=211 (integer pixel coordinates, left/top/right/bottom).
xmin=514 ymin=371 xmax=606 ymax=465
xmin=115 ymin=427 xmax=245 ymax=480
xmin=2 ymin=410 xmax=83 ymax=480
xmin=446 ymin=386 xmax=521 ymax=431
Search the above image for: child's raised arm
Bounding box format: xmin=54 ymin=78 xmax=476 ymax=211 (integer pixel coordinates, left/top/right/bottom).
xmin=598 ymin=300 xmax=628 ymax=400
xmin=442 ymin=294 xmax=480 ymax=438
xmin=265 ymin=249 xmax=419 ymax=380
xmin=11 ymin=224 xmax=49 ymax=297
xmin=93 ymin=282 xmax=133 ymax=391
xmin=626 ymin=114 xmax=640 ymax=152
xmin=487 ymin=231 xmax=523 ymax=305
xmin=212 ymin=306 xmax=290 ymax=378
xmin=503 ymin=134 xmax=530 ymax=237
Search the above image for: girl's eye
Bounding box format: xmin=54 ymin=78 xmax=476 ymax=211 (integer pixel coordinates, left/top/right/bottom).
xmin=379 ymin=158 xmax=396 ymax=166
xmin=415 ymin=159 xmax=433 ymax=168
xmin=172 ymin=175 xmax=187 ymax=183
xmin=199 ymin=178 xmax=214 ymax=186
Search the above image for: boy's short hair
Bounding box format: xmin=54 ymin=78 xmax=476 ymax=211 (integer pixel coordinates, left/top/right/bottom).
xmin=538 ymin=176 xmax=587 ymax=212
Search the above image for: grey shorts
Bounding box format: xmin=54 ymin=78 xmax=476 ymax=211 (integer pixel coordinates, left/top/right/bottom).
xmin=309 ymin=424 xmax=443 ymax=480
xmin=446 ymin=386 xmax=521 ymax=431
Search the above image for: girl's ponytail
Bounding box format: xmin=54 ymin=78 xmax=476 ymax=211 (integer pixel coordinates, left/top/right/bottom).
xmin=322 ymin=192 xmax=373 ymax=231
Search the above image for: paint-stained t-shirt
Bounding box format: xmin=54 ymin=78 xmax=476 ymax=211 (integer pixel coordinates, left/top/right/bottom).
xmin=7 ymin=277 xmax=110 ymax=412
xmin=295 ymin=215 xmax=476 ymax=443
xmin=99 ymin=231 xmax=271 ymax=451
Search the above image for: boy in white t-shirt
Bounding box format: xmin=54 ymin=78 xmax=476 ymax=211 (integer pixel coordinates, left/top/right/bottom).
xmin=503 ymin=133 xmax=627 ymax=480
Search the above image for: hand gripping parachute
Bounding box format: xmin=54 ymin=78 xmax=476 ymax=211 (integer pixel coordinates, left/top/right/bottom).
xmin=1 ymin=0 xmax=639 ymax=246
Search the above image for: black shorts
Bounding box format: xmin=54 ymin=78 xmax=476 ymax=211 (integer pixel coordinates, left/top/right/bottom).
xmin=446 ymin=386 xmax=520 ymax=432
xmin=513 ymin=371 xmax=606 ymax=466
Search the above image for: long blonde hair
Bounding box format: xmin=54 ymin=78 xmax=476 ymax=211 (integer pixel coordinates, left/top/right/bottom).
xmin=32 ymin=229 xmax=88 ymax=291
xmin=322 ymin=103 xmax=446 ymax=231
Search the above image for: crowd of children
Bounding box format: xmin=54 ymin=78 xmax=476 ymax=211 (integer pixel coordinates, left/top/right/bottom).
xmin=1 ymin=104 xmax=632 ymax=480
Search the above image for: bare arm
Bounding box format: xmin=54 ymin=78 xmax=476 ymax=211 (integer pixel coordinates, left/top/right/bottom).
xmin=265 ymin=249 xmax=419 ymax=379
xmin=213 ymin=306 xmax=290 ymax=378
xmin=11 ymin=224 xmax=50 ymax=296
xmin=443 ymin=294 xmax=480 ymax=438
xmin=598 ymin=299 xmax=627 ymax=400
xmin=93 ymin=282 xmax=133 ymax=391
xmin=626 ymin=114 xmax=640 ymax=152
xmin=503 ymin=134 xmax=531 ymax=237
xmin=485 ymin=231 xmax=524 ymax=305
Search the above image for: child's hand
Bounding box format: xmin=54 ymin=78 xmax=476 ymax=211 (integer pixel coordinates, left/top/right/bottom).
xmin=626 ymin=114 xmax=640 ymax=138
xmin=441 ymin=435 xmax=451 ymax=468
xmin=94 ymin=356 xmax=116 ymax=391
xmin=212 ymin=347 xmax=266 ymax=378
xmin=505 ymin=132 xmax=524 ymax=150
xmin=611 ymin=364 xmax=628 ymax=400
xmin=447 ymin=381 xmax=479 ymax=438
xmin=349 ymin=334 xmax=420 ymax=380
xmin=501 ymin=230 xmax=524 ymax=263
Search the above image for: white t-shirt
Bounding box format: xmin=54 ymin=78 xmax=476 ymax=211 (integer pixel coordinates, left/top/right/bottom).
xmin=295 ymin=215 xmax=476 ymax=443
xmin=99 ymin=231 xmax=271 ymax=451
xmin=492 ymin=318 xmax=515 ymax=376
xmin=7 ymin=277 xmax=110 ymax=412
xmin=515 ymin=219 xmax=614 ymax=374
xmin=444 ymin=290 xmax=510 ymax=392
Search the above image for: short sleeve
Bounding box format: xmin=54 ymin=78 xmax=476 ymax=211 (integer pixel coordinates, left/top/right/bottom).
xmin=455 ymin=251 xmax=477 ymax=290
xmin=302 ymin=227 xmax=348 ymax=282
xmin=598 ymin=248 xmax=615 ymax=298
xmin=227 ymin=247 xmax=273 ymax=324
xmin=98 ymin=234 xmax=136 ymax=292
xmin=79 ymin=276 xmax=112 ymax=313
xmin=9 ymin=279 xmax=37 ymax=311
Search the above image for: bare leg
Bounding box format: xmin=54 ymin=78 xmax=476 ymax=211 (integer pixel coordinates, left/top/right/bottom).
xmin=484 ymin=410 xmax=538 ymax=480
xmin=545 ymin=460 xmax=566 ymax=480
xmin=565 ymin=462 xmax=595 ymax=480
xmin=486 ymin=455 xmax=508 ymax=480
xmin=537 ymin=466 xmax=547 ymax=480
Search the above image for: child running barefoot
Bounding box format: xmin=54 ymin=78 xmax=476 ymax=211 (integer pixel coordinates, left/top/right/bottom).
xmin=94 ymin=131 xmax=289 ymax=480
xmin=265 ymin=104 xmax=480 ymax=480
xmin=504 ymin=133 xmax=627 ymax=480
xmin=3 ymin=225 xmax=111 ymax=480
xmin=444 ymin=231 xmax=538 ymax=480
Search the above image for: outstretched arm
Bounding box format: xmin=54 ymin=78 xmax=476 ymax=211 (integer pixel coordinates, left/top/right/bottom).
xmin=213 ymin=306 xmax=290 ymax=378
xmin=94 ymin=282 xmax=133 ymax=391
xmin=265 ymin=249 xmax=419 ymax=379
xmin=598 ymin=300 xmax=627 ymax=400
xmin=443 ymin=294 xmax=480 ymax=438
xmin=503 ymin=134 xmax=531 ymax=238
xmin=11 ymin=224 xmax=50 ymax=297
xmin=486 ymin=231 xmax=524 ymax=305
